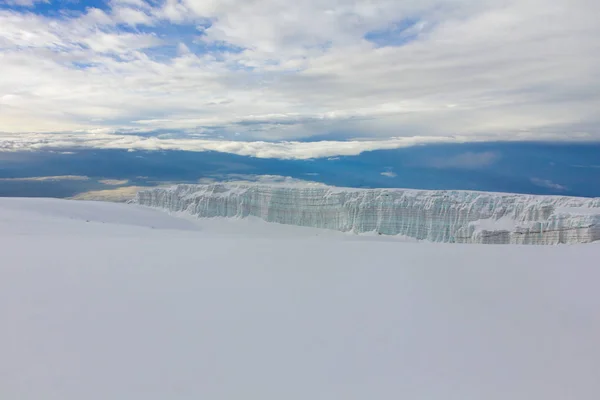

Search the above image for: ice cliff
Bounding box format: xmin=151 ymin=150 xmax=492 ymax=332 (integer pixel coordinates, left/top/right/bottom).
xmin=133 ymin=183 xmax=600 ymax=244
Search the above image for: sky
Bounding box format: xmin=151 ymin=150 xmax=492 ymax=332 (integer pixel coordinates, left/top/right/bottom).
xmin=0 ymin=0 xmax=599 ymax=160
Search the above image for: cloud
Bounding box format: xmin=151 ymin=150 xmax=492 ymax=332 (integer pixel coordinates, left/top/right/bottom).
xmin=1 ymin=0 xmax=48 ymax=7
xmin=98 ymin=179 xmax=130 ymax=186
xmin=70 ymin=186 xmax=149 ymax=202
xmin=428 ymin=151 xmax=501 ymax=169
xmin=0 ymin=131 xmax=471 ymax=159
xmin=0 ymin=0 xmax=599 ymax=145
xmin=0 ymin=131 xmax=594 ymax=160
xmin=530 ymin=178 xmax=567 ymax=191
xmin=0 ymin=175 xmax=89 ymax=182
xmin=196 ymin=174 xmax=324 ymax=186
xmin=571 ymin=164 xmax=600 ymax=169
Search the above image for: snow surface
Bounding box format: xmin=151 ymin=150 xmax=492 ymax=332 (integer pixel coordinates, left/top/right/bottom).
xmin=1 ymin=198 xmax=600 ymax=400
xmin=135 ymin=183 xmax=600 ymax=244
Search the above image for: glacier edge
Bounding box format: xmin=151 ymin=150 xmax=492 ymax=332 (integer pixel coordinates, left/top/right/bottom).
xmin=132 ymin=183 xmax=600 ymax=244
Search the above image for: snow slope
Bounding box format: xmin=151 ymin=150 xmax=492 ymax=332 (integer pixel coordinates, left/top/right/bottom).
xmin=134 ymin=183 xmax=600 ymax=244
xmin=1 ymin=198 xmax=600 ymax=400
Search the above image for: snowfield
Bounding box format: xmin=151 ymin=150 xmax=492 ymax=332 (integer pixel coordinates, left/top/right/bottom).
xmin=1 ymin=197 xmax=600 ymax=400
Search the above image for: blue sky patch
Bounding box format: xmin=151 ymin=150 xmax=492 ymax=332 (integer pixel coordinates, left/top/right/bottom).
xmin=364 ymin=18 xmax=424 ymax=47
xmin=0 ymin=0 xmax=111 ymax=16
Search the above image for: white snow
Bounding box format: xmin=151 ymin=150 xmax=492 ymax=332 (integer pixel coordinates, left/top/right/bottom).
xmin=554 ymin=206 xmax=600 ymax=216
xmin=469 ymin=215 xmax=522 ymax=231
xmin=1 ymin=198 xmax=600 ymax=400
xmin=134 ymin=183 xmax=600 ymax=244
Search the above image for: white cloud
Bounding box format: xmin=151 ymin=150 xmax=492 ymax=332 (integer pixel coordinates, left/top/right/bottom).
xmin=0 ymin=131 xmax=467 ymax=159
xmin=0 ymin=175 xmax=89 ymax=182
xmin=110 ymin=0 xmax=151 ymax=8
xmin=530 ymin=178 xmax=567 ymax=191
xmin=0 ymin=0 xmax=599 ymax=150
xmin=111 ymin=7 xmax=154 ymax=26
xmin=2 ymin=130 xmax=586 ymax=160
xmin=1 ymin=0 xmax=47 ymax=7
xmin=82 ymin=32 xmax=162 ymax=53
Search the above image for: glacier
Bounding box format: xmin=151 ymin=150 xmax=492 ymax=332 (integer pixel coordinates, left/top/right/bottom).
xmin=133 ymin=183 xmax=600 ymax=244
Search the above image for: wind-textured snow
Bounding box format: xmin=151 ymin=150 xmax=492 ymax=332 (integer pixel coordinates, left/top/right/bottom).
xmin=134 ymin=183 xmax=600 ymax=244
xmin=1 ymin=197 xmax=600 ymax=400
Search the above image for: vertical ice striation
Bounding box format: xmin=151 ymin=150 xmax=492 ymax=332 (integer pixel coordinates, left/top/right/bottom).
xmin=133 ymin=183 xmax=600 ymax=244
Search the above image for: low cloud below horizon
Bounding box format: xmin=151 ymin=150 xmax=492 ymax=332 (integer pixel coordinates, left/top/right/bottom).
xmin=0 ymin=131 xmax=595 ymax=160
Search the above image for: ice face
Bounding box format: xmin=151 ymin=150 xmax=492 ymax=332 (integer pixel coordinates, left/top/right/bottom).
xmin=133 ymin=183 xmax=600 ymax=244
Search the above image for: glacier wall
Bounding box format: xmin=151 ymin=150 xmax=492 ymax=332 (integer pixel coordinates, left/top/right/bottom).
xmin=133 ymin=183 xmax=600 ymax=244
